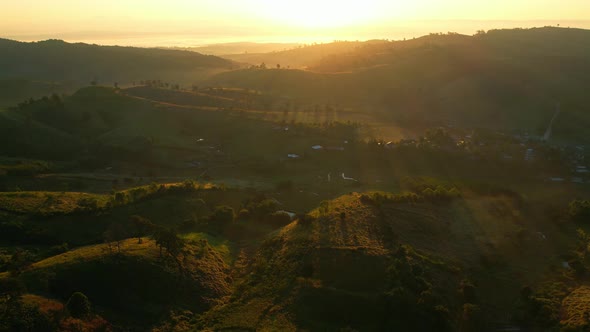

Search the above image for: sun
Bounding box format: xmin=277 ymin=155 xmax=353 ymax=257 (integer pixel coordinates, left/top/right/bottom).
xmin=255 ymin=0 xmax=383 ymax=28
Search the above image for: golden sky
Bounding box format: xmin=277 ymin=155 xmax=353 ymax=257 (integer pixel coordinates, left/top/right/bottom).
xmin=2 ymin=0 xmax=590 ymax=45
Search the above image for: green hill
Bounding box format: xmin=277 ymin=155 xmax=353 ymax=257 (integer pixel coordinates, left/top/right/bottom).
xmin=0 ymin=39 xmax=234 ymax=85
xmin=199 ymin=190 xmax=570 ymax=331
xmin=17 ymin=238 xmax=231 ymax=329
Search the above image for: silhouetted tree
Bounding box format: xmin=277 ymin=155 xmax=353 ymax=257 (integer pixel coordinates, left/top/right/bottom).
xmin=130 ymin=215 xmax=154 ymax=244
xmin=103 ymin=223 xmax=127 ymax=253
xmin=66 ymin=292 xmax=91 ymax=319
xmin=209 ymin=206 xmax=234 ymax=233
xmin=0 ymin=278 xmax=25 ymax=300
xmin=153 ymin=227 xmax=184 ymax=258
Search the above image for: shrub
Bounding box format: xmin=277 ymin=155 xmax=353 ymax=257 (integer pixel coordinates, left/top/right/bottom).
xmin=113 ymin=192 xmax=127 ymax=205
xmin=0 ymin=277 xmax=26 ymax=297
xmin=237 ymin=209 xmax=251 ymax=220
xmin=460 ymin=280 xmax=478 ymax=304
xmin=66 ymin=292 xmax=91 ymax=318
xmin=297 ymin=213 xmax=316 ymax=226
xmin=568 ymin=200 xmax=590 ymax=222
xmin=265 ymin=211 xmax=292 ymax=227
xmin=180 ymin=218 xmax=198 ymax=231
xmin=208 ymin=206 xmax=235 ymax=233
xmin=359 ymin=194 xmax=373 ymax=205
xmin=461 ymin=303 xmax=484 ymax=332
xmin=50 ymin=243 xmax=69 ymax=255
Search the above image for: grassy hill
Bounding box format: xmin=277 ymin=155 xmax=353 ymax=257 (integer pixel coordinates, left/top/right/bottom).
xmin=199 ymin=189 xmax=572 ymax=331
xmin=16 ymin=238 xmax=231 ymax=329
xmin=0 ymin=183 xmax=583 ymax=331
xmin=0 ymin=38 xmax=234 ymax=85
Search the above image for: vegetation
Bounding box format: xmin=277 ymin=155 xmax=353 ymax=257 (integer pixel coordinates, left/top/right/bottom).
xmin=1 ymin=27 xmax=590 ymax=331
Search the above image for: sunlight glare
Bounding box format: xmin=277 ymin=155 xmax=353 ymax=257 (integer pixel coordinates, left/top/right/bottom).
xmin=254 ymin=0 xmax=385 ymax=28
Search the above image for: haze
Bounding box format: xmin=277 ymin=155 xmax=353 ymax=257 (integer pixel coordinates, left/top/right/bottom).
xmin=3 ymin=0 xmax=590 ymax=46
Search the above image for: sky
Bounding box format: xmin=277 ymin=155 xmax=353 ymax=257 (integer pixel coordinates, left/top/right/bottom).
xmin=2 ymin=0 xmax=590 ymax=46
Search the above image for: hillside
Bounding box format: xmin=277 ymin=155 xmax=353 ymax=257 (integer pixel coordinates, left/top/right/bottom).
xmin=199 ymin=190 xmax=573 ymax=331
xmin=0 ymin=39 xmax=235 ymax=85
xmin=16 ymin=238 xmax=231 ymax=329
xmin=208 ymin=28 xmax=590 ymax=140
xmin=222 ymin=41 xmax=386 ymax=69
xmin=0 ymin=79 xmax=74 ymax=107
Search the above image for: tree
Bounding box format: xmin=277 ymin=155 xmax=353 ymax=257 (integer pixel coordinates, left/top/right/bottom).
xmin=460 ymin=280 xmax=478 ymax=303
xmin=276 ymin=64 xmax=281 ymax=69
xmin=209 ymin=206 xmax=235 ymax=233
xmin=8 ymin=249 xmax=33 ymax=274
xmin=66 ymin=292 xmax=91 ymax=319
xmin=103 ymin=223 xmax=128 ymax=253
xmin=460 ymin=304 xmax=484 ymax=332
xmin=265 ymin=211 xmax=292 ymax=227
xmin=114 ymin=191 xmax=126 ymax=205
xmin=0 ymin=278 xmax=25 ymax=300
xmin=153 ymin=227 xmax=184 ymax=258
xmin=130 ymin=215 xmax=154 ymax=244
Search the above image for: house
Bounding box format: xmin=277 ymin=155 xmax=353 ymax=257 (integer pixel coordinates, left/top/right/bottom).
xmin=287 ymin=154 xmax=300 ymax=159
xmin=311 ymin=145 xmax=323 ymax=150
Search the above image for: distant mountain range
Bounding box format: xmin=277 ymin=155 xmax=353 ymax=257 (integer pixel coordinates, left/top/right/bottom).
xmin=208 ymin=27 xmax=590 ymax=138
xmin=167 ymin=42 xmax=302 ymax=56
xmin=0 ymin=39 xmax=234 ymax=84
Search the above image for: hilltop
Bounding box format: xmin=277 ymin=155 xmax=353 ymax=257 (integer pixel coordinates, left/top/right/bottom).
xmin=0 ymin=39 xmax=235 ymax=85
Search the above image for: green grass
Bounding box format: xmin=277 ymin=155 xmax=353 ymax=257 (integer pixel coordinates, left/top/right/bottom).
xmin=182 ymin=232 xmax=233 ymax=263
xmin=29 ymin=238 xmax=159 ymax=270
